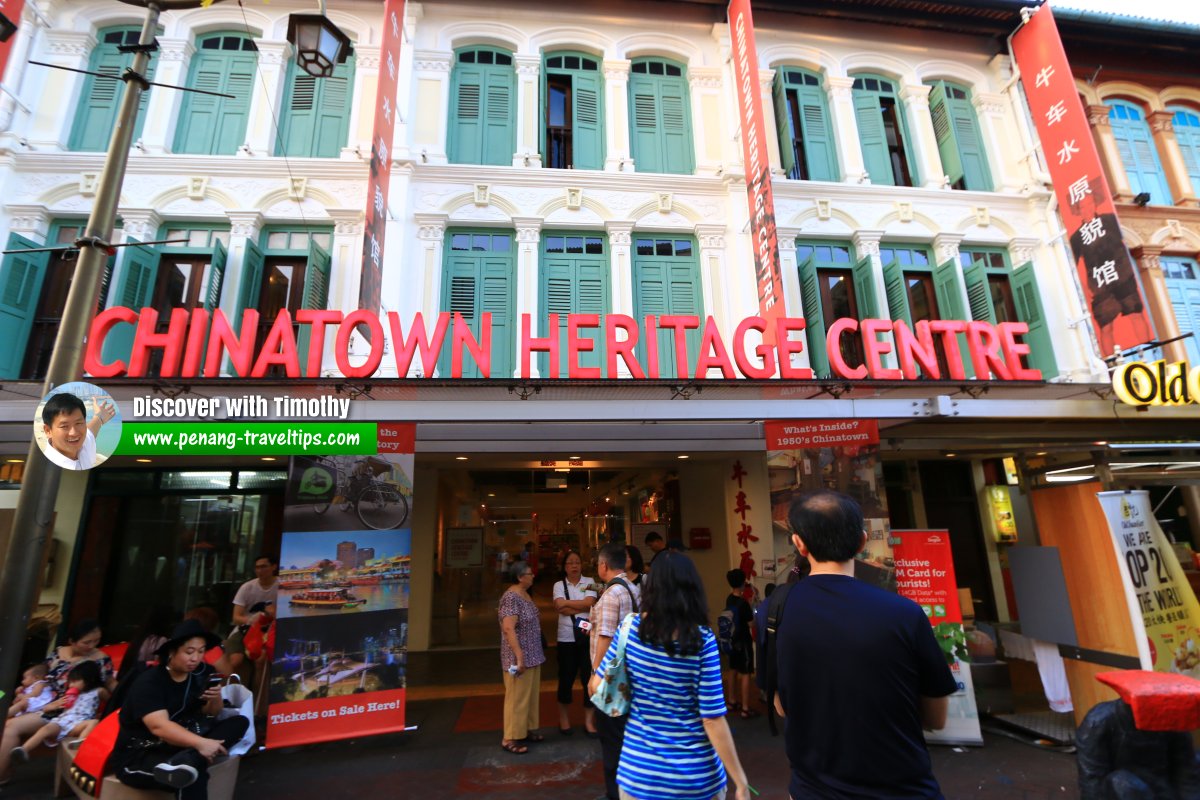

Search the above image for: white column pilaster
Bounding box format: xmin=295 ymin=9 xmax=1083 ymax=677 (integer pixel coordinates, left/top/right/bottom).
xmin=514 ymin=56 xmax=541 ymax=168
xmin=413 ymin=213 xmax=447 ymax=376
xmin=603 ymin=60 xmax=631 ymax=172
xmin=28 ymin=30 xmax=93 ymax=149
xmin=326 ymin=209 xmax=366 ymax=374
xmin=410 ymin=51 xmax=450 ymax=164
xmin=0 ymin=1 xmax=43 ymax=137
xmin=933 ymin=232 xmax=970 ymax=317
xmin=514 ymin=217 xmax=542 ymax=377
xmin=244 ymin=40 xmax=291 ymax=157
xmin=606 ymin=221 xmax=634 ymax=377
xmin=972 ymin=92 xmax=1016 ymax=192
xmin=899 ymin=83 xmax=943 ymax=189
xmin=825 ymin=76 xmax=864 ymax=183
xmin=688 ymin=67 xmax=723 ymax=177
xmin=222 ymin=210 xmax=264 ymax=328
xmin=851 ymin=229 xmax=894 ymax=367
xmin=140 ymin=37 xmax=193 ymax=154
xmin=4 ymin=204 xmax=52 ymax=243
xmin=349 ymin=45 xmax=381 ymax=158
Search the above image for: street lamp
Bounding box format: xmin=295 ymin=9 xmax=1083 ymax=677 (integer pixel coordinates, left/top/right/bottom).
xmin=287 ymin=5 xmax=353 ymax=78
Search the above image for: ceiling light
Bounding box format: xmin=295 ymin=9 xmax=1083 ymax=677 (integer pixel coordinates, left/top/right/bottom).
xmin=1045 ymin=473 xmax=1095 ymax=483
xmin=678 ymin=454 xmax=689 ymax=460
xmin=568 ymin=455 xmax=581 ymax=460
xmin=261 ymin=457 xmax=277 ymax=462
xmin=1035 ymin=451 xmax=1048 ymax=456
xmin=456 ymin=456 xmax=468 ymax=461
xmin=5 ymin=458 xmax=23 ymax=464
xmin=605 ymin=496 xmax=610 ymax=502
xmin=554 ymin=468 xmax=570 ymax=472
xmin=487 ymin=492 xmax=496 ymax=497
xmin=945 ymin=453 xmax=957 ymax=458
xmin=1094 ymin=441 xmax=1108 ymax=446
xmin=136 ymin=458 xmax=152 ymax=463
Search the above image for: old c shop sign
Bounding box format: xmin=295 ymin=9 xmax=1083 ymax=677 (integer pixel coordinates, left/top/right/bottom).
xmin=83 ymin=308 xmax=1046 ymax=381
xmin=1112 ymin=360 xmax=1200 ymax=406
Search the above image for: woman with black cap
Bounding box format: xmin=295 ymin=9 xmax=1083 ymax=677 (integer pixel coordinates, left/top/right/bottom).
xmin=109 ymin=619 xmax=249 ymax=798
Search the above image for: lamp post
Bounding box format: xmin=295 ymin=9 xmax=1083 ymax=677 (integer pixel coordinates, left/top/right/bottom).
xmin=287 ymin=1 xmax=353 ymax=78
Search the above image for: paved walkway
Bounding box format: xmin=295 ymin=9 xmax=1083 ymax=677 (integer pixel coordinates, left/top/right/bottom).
xmin=3 ymin=699 xmax=1079 ymax=799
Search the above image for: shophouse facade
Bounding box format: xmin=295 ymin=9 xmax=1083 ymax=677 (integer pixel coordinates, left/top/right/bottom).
xmin=0 ymin=0 xmax=1196 ymax=710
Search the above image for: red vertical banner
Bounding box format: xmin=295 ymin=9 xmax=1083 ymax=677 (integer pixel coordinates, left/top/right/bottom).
xmin=358 ymin=0 xmax=406 ymax=319
xmin=728 ymin=0 xmax=784 ymax=346
xmin=0 ymin=0 xmax=25 ymax=84
xmin=1011 ymin=6 xmax=1154 ymax=357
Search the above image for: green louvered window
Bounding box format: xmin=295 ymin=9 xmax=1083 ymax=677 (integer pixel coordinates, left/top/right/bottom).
xmin=439 ymin=231 xmax=516 ymax=378
xmin=69 ymin=27 xmax=158 ymax=152
xmin=851 ymin=74 xmax=918 ymax=187
xmin=926 ymin=80 xmax=992 ymax=191
xmin=174 ymin=32 xmax=258 ymax=155
xmin=0 ymin=234 xmax=51 ymax=378
xmin=629 ymin=58 xmax=694 ymax=175
xmin=880 ymin=244 xmax=974 ymax=378
xmin=1108 ymin=100 xmax=1173 ymax=205
xmin=250 ymin=228 xmax=335 ymax=376
xmin=1171 ymin=108 xmax=1200 ymax=198
xmin=632 ymin=236 xmax=702 ymax=378
xmin=448 ymin=48 xmax=516 ymax=166
xmin=542 ymin=53 xmax=604 ymax=170
xmin=539 ymin=234 xmax=609 ymax=376
xmin=276 ymin=53 xmax=355 ymax=158
xmin=773 ymin=68 xmax=837 ymax=182
xmin=959 ymin=247 xmax=1058 ymax=379
xmin=796 ymin=241 xmax=860 ymax=378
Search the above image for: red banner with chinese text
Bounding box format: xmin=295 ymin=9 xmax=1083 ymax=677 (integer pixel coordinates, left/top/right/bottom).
xmin=0 ymin=0 xmax=25 ymax=83
xmin=358 ymin=0 xmax=405 ymax=322
xmin=1011 ymin=6 xmax=1153 ymax=356
xmin=728 ymin=0 xmax=785 ymax=346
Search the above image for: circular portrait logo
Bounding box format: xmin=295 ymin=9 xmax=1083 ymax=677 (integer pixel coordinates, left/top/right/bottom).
xmin=34 ymin=382 xmax=122 ymax=471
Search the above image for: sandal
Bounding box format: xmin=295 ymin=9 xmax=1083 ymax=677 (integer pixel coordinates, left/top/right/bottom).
xmin=501 ymin=741 xmax=529 ymax=755
xmin=739 ymin=708 xmax=761 ymax=719
xmin=559 ymin=727 xmax=574 ymax=736
xmin=523 ymin=732 xmax=545 ymax=743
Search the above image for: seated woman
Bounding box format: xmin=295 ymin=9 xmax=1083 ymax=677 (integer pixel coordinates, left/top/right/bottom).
xmin=109 ymin=620 xmax=248 ymax=799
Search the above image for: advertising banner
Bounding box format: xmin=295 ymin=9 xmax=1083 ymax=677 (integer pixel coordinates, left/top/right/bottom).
xmin=0 ymin=0 xmax=24 ymax=83
xmin=1011 ymin=6 xmax=1153 ymax=356
xmin=1097 ymin=490 xmax=1200 ymax=676
xmin=267 ymin=423 xmax=415 ymax=748
xmin=985 ymin=485 xmax=1018 ymax=543
xmin=358 ymin=0 xmax=406 ymax=319
xmin=727 ymin=0 xmax=785 ymax=345
xmin=892 ymin=530 xmax=983 ymax=745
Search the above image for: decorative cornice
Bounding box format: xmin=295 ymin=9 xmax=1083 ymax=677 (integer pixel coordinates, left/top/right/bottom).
xmin=224 ymin=211 xmax=263 ymax=239
xmin=43 ymin=31 xmax=94 ymax=58
xmin=252 ymin=40 xmax=293 ymax=67
xmin=1007 ymin=236 xmax=1040 ymax=265
xmin=851 ymin=229 xmax=884 ymax=256
xmin=3 ymin=204 xmax=50 ymax=237
xmin=900 ymin=84 xmax=932 ymax=111
xmin=825 ymin=76 xmax=854 ymax=102
xmin=603 ymin=60 xmax=631 ymax=82
xmin=327 ymin=209 xmax=365 ymax=235
xmin=1147 ymin=110 xmax=1175 ymax=134
xmin=156 ymin=38 xmax=195 ymax=63
xmin=515 ymin=56 xmax=541 ymax=79
xmin=689 ymin=67 xmax=723 ymax=90
xmin=605 ymin=220 xmax=634 ymax=246
xmin=1086 ymin=104 xmax=1112 ymax=128
xmin=758 ymin=69 xmax=775 ymax=95
xmin=972 ymin=92 xmax=1006 ymax=116
xmin=413 ymin=213 xmax=448 ymax=241
xmin=8 ymin=152 xmax=370 ymax=181
xmin=932 ymin=232 xmax=964 ymax=262
xmin=413 ymin=49 xmax=451 ymax=73
xmin=355 ymin=46 xmax=382 ymax=71
xmin=120 ymin=209 xmax=163 ymax=240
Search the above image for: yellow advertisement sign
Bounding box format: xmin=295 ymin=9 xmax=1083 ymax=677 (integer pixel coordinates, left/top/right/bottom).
xmin=1112 ymin=359 xmax=1197 ymax=406
xmin=1097 ymin=490 xmax=1200 ymax=675
xmin=985 ymin=485 xmax=1018 ymax=543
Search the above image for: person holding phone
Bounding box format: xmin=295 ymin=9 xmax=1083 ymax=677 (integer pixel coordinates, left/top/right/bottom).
xmin=109 ymin=620 xmax=248 ymax=799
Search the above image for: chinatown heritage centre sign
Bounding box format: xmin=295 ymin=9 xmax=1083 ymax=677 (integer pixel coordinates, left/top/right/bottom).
xmin=83 ymin=308 xmax=1048 ymax=382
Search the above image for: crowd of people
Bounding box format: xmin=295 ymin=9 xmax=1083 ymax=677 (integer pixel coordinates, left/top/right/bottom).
xmin=497 ymin=489 xmax=957 ymax=800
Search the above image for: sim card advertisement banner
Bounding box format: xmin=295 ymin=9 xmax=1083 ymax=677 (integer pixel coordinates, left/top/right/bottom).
xmin=1011 ymin=6 xmax=1153 ymax=354
xmin=268 ymin=423 xmax=414 ymax=748
xmin=1097 ymin=490 xmax=1200 ymax=677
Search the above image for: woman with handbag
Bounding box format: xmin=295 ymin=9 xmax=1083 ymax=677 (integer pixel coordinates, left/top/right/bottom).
xmin=552 ymin=550 xmax=598 ymax=736
xmin=591 ymin=552 xmax=751 ymax=800
xmin=109 ymin=620 xmax=250 ymax=799
xmin=498 ymin=560 xmax=546 ymax=755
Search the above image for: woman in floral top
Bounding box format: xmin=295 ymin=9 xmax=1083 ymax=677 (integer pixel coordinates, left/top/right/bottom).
xmin=498 ymin=560 xmax=546 ymax=754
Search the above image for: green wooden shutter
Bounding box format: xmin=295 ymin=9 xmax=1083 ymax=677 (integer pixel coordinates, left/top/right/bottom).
xmin=0 ymin=234 xmax=50 ymax=378
xmin=439 ymin=255 xmax=477 ymax=377
xmin=668 ymin=260 xmax=702 ymax=370
xmin=483 ymin=68 xmax=515 ymax=167
xmin=881 ymin=259 xmax=912 ymax=328
xmin=1166 ymin=281 xmax=1200 ymax=365
xmin=634 ymin=258 xmax=669 ymax=375
xmin=449 ymin=64 xmax=484 ymax=164
xmin=541 ymin=257 xmax=572 ymax=378
xmin=1010 ymin=262 xmax=1058 ymax=379
xmin=659 ymin=78 xmax=693 ymax=175
xmin=277 ymin=56 xmax=355 ymax=158
xmin=932 ymin=258 xmax=973 ymax=378
xmin=962 ymin=259 xmax=997 ymax=324
xmin=851 ymin=256 xmax=879 ymax=318
xmin=101 ymin=241 xmax=158 ymax=366
xmin=797 ymin=255 xmax=829 ymax=377
xmin=630 ymin=74 xmax=661 ymax=173
xmin=204 ymin=240 xmax=227 ymax=312
xmin=853 ymin=91 xmax=893 ymax=185
xmin=235 ymin=238 xmax=265 ymax=334
xmin=576 ymin=258 xmax=607 ymax=372
xmin=480 ymin=256 xmax=514 ymax=378
xmin=929 ymin=84 xmax=964 ymax=187
xmin=69 ymin=31 xmax=156 ymax=152
xmin=279 ymin=72 xmax=318 ymax=156
xmin=947 ymin=96 xmax=991 ymax=191
xmin=772 ymin=74 xmax=796 ymax=178
xmin=572 ymin=70 xmax=604 ymax=170
xmin=314 ymin=59 xmax=354 ymax=158
xmin=176 ymin=44 xmax=257 ymax=155
xmin=214 ymin=54 xmax=256 ymax=155
xmin=297 ymin=240 xmax=331 ymax=370
xmin=796 ymin=84 xmax=836 ymax=182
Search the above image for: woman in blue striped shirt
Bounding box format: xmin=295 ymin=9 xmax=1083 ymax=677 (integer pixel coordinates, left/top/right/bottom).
xmin=593 ymin=552 xmax=750 ymax=800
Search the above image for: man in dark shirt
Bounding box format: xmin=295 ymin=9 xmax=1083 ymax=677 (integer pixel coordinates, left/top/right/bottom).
xmin=775 ymin=490 xmax=956 ymax=799
xmin=723 ymin=568 xmax=757 ymax=717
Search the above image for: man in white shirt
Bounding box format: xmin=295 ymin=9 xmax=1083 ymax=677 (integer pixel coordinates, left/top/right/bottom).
xmin=40 ymin=393 xmax=115 ymax=471
xmin=232 ymin=555 xmax=278 ymax=625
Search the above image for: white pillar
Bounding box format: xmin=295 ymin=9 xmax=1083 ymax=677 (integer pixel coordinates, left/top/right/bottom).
xmin=349 ymin=45 xmax=381 ymax=158
xmin=410 ymin=51 xmax=451 ymax=165
xmin=4 ymin=204 xmax=52 ymax=245
xmin=776 ymin=226 xmax=809 ymax=372
xmin=514 ymin=217 xmax=542 ymax=377
xmin=851 ymin=229 xmax=895 ymax=368
xmin=695 ymin=222 xmax=729 ymax=331
xmin=0 ymin=1 xmax=43 ymax=137
xmin=972 ymin=91 xmax=1016 ymax=192
xmin=514 ymin=56 xmax=541 ymax=168
xmin=140 ymin=37 xmax=193 ymax=154
xmin=932 ymin=232 xmax=970 ymax=317
xmin=603 ymin=60 xmax=631 ymax=172
xmin=688 ymin=67 xmax=724 ymax=177
xmin=390 ymin=4 xmax=421 ymax=161
xmin=899 ymin=83 xmax=944 ymax=189
xmin=243 ymin=39 xmax=290 ymax=157
xmin=27 ymin=30 xmax=94 ymax=149
xmin=606 ymin=221 xmax=634 ymax=377
xmin=222 ymin=210 xmax=264 ymax=328
xmin=413 ymin=213 xmax=446 ymax=377
xmin=326 ymin=209 xmax=366 ymax=375
xmin=825 ymin=75 xmax=865 ymax=183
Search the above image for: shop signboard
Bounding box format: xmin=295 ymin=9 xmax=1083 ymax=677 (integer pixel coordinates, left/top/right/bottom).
xmin=445 ymin=527 xmax=483 ymax=568
xmin=891 ymin=530 xmax=983 ymax=746
xmin=727 ymin=0 xmax=784 ymax=345
xmin=1112 ymin=359 xmax=1199 ymax=406
xmin=1012 ymin=6 xmax=1154 ymax=356
xmin=1097 ymin=490 xmax=1200 ymax=677
xmin=267 ymin=423 xmax=415 ymax=748
xmin=84 ymin=309 xmax=1047 ymax=382
xmin=985 ymin=485 xmax=1018 ymax=543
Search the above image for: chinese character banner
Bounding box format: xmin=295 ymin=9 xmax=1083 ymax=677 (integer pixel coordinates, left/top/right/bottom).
xmin=1011 ymin=6 xmax=1154 ymax=355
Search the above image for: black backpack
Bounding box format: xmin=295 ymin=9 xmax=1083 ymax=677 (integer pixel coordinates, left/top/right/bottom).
xmin=762 ymin=582 xmax=793 ymax=736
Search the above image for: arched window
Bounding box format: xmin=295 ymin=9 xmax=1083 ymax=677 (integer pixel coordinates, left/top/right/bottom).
xmin=447 ymin=47 xmax=516 ymax=166
xmin=926 ymin=80 xmax=992 ymax=191
xmin=1106 ymin=99 xmax=1172 ymax=205
xmin=174 ymin=32 xmax=258 ymax=155
xmin=69 ymin=27 xmax=157 ymax=152
xmin=773 ymin=67 xmax=837 ymax=181
xmin=628 ymin=57 xmax=694 ymax=175
xmin=276 ymin=51 xmax=356 ymax=158
xmin=851 ymin=73 xmax=918 ymax=187
xmin=541 ymin=52 xmax=604 ymax=170
xmin=1169 ymin=106 xmax=1200 ymax=198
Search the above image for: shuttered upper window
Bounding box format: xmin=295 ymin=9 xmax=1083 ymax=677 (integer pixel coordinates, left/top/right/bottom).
xmin=628 ymin=58 xmax=694 ymax=175
xmin=276 ymin=53 xmax=355 ymax=158
xmin=773 ymin=68 xmax=837 ymax=182
xmin=1162 ymin=257 xmax=1200 ymax=366
xmin=1107 ymin=100 xmax=1173 ymax=205
xmin=448 ymin=47 xmax=516 ymax=166
xmin=174 ymin=32 xmax=258 ymax=155
xmin=542 ymin=52 xmax=604 ymax=170
xmin=1169 ymin=107 xmax=1200 ymax=199
xmin=440 ymin=230 xmax=516 ymax=378
xmin=851 ymin=74 xmax=918 ymax=187
xmin=958 ymin=247 xmax=1058 ymax=378
xmin=926 ymin=80 xmax=992 ymax=191
xmin=68 ymin=27 xmax=156 ymax=152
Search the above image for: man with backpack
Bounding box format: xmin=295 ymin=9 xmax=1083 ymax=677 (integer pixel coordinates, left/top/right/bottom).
xmin=589 ymin=542 xmax=639 ymax=800
xmin=719 ymin=569 xmax=758 ymax=718
xmin=774 ymin=490 xmax=956 ymax=799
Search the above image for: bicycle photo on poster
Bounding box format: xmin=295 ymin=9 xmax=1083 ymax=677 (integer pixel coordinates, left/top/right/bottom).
xmin=284 ymin=454 xmax=413 ymax=533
